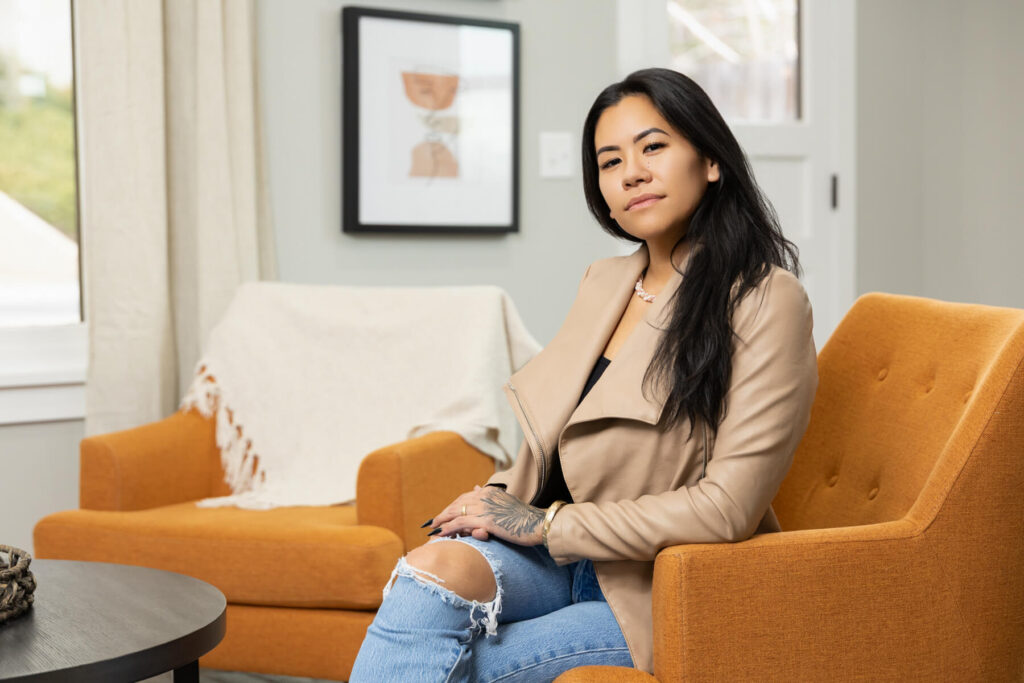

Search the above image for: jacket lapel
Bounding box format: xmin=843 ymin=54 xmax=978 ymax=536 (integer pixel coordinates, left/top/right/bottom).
xmin=503 ymin=241 xmax=694 ymax=464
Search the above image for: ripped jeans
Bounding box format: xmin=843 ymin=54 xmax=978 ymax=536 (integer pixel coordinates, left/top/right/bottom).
xmin=348 ymin=534 xmax=634 ymax=682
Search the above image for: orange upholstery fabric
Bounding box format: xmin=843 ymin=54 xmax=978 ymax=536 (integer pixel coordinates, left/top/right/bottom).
xmin=354 ymin=425 xmax=497 ymax=551
xmin=33 ymin=501 xmax=401 ymax=609
xmin=34 ymin=413 xmax=497 ymax=679
xmin=79 ymin=409 xmax=226 ymax=511
xmin=774 ymin=292 xmax=1018 ymax=532
xmin=556 ymin=292 xmax=1024 ymax=682
xmin=200 ymin=603 xmax=374 ymax=681
xmin=555 ymin=665 xmax=658 ymax=682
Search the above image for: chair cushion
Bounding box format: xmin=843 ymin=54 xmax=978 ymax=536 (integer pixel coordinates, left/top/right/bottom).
xmin=33 ymin=502 xmax=404 ymax=610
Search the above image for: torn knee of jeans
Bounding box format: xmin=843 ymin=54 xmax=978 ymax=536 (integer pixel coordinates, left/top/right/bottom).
xmin=431 ymin=536 xmax=506 ymax=638
xmin=381 ymin=537 xmax=505 ymax=638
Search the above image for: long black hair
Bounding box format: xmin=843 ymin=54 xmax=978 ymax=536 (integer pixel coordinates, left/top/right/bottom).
xmin=581 ymin=67 xmax=802 ymax=441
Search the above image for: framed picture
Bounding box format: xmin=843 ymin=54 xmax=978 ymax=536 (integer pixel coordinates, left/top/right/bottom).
xmin=341 ymin=6 xmax=520 ymax=234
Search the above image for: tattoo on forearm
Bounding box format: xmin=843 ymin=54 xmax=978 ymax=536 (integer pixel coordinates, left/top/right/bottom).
xmin=483 ymin=491 xmax=544 ymax=536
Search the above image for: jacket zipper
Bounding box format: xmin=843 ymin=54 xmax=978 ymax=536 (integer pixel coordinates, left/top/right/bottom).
xmin=507 ymin=382 xmax=546 ymax=506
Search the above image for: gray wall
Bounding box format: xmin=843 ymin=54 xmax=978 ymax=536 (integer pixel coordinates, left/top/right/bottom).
xmin=257 ymin=0 xmax=629 ymax=345
xmin=857 ymin=0 xmax=1024 ymax=306
xmin=0 ymin=420 xmax=82 ymax=553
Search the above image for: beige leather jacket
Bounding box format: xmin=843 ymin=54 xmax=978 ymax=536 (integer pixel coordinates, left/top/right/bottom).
xmin=484 ymin=242 xmax=819 ymax=674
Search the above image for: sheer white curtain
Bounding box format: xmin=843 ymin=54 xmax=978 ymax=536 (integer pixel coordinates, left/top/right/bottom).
xmin=73 ymin=0 xmax=277 ymax=436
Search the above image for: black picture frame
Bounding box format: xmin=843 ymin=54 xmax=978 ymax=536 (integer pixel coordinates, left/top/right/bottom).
xmin=341 ymin=6 xmax=520 ymax=235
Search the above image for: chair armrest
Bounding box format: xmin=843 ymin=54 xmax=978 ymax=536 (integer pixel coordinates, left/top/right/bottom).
xmin=356 ymin=430 xmax=498 ymax=552
xmin=650 ymin=519 xmax=971 ymax=681
xmin=80 ymin=408 xmax=220 ymax=510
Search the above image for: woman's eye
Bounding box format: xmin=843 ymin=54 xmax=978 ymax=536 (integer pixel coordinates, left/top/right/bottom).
xmin=599 ymin=142 xmax=664 ymax=170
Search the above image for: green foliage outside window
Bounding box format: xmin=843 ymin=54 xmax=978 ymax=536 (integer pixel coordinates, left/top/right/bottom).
xmin=0 ymin=84 xmax=78 ymax=241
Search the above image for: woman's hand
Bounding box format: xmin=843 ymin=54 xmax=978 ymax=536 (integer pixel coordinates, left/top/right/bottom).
xmin=423 ymin=485 xmax=546 ymax=546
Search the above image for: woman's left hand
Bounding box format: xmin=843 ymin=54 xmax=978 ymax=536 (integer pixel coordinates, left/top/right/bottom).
xmin=426 ymin=485 xmax=546 ymax=547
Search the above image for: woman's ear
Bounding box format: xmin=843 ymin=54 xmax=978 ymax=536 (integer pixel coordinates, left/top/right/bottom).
xmin=707 ymin=159 xmax=720 ymax=183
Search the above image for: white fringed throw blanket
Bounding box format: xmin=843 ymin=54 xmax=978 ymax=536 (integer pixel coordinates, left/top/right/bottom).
xmin=180 ymin=281 xmax=541 ymax=509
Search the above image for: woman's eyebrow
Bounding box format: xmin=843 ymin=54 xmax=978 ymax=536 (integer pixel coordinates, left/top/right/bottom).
xmin=596 ymin=127 xmax=668 ymax=156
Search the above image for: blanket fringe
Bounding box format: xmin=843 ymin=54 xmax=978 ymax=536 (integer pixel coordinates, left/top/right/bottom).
xmin=180 ymin=362 xmax=265 ymax=501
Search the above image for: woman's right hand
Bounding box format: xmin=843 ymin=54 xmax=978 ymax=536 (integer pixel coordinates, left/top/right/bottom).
xmin=422 ymin=485 xmax=547 ymax=546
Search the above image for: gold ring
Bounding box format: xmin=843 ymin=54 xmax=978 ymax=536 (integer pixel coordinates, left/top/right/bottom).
xmin=462 ymin=504 xmax=467 ymax=516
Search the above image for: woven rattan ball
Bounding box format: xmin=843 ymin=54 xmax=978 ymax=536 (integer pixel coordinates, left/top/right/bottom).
xmin=0 ymin=544 xmax=36 ymax=625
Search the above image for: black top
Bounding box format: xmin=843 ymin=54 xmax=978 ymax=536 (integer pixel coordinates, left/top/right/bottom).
xmin=489 ymin=355 xmax=612 ymax=506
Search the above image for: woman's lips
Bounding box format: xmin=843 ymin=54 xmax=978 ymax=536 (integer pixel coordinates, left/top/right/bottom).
xmin=627 ymin=196 xmax=663 ymax=211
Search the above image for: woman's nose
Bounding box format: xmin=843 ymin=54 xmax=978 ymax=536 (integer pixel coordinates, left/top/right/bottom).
xmin=621 ymin=154 xmax=650 ymax=188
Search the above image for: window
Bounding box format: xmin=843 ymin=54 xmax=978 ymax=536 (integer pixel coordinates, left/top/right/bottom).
xmin=0 ymin=0 xmax=80 ymax=327
xmin=0 ymin=0 xmax=85 ymax=424
xmin=667 ymin=0 xmax=801 ymax=123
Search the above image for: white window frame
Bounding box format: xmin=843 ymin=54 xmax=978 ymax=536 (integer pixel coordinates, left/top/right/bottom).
xmin=0 ymin=323 xmax=87 ymax=425
xmin=0 ymin=0 xmax=87 ymax=425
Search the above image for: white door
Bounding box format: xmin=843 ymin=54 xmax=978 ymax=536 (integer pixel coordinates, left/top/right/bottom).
xmin=615 ymin=0 xmax=856 ymax=351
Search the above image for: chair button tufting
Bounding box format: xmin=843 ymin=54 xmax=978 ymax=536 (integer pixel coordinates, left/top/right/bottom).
xmin=827 ymin=474 xmax=839 ymax=486
xmin=868 ymin=487 xmax=879 ymax=499
xmin=877 ymin=368 xmax=888 ymax=381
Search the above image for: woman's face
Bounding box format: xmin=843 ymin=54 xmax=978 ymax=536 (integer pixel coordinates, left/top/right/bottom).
xmin=594 ymin=94 xmax=718 ymax=243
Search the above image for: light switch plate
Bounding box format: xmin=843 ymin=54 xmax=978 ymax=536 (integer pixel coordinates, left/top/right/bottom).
xmin=539 ymin=131 xmax=574 ymax=178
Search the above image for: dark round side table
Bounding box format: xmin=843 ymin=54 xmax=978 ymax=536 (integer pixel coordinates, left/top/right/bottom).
xmin=0 ymin=559 xmax=226 ymax=682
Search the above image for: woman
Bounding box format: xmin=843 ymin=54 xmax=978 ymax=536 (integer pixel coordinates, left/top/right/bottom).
xmin=349 ymin=67 xmax=818 ymax=681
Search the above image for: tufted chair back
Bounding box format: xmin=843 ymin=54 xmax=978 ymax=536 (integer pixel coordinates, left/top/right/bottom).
xmin=767 ymin=291 xmax=1024 ymax=675
xmin=775 ymin=291 xmax=1024 ymax=532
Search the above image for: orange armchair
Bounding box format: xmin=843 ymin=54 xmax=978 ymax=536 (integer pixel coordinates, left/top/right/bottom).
xmin=558 ymin=292 xmax=1024 ymax=682
xmin=33 ymin=411 xmax=496 ymax=680
xmin=36 ymin=291 xmax=1024 ymax=681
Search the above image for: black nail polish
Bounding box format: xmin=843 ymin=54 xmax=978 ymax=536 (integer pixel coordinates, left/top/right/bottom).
xmin=427 ymin=528 xmax=442 ymax=536
xmin=420 ymin=518 xmax=433 ymax=528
